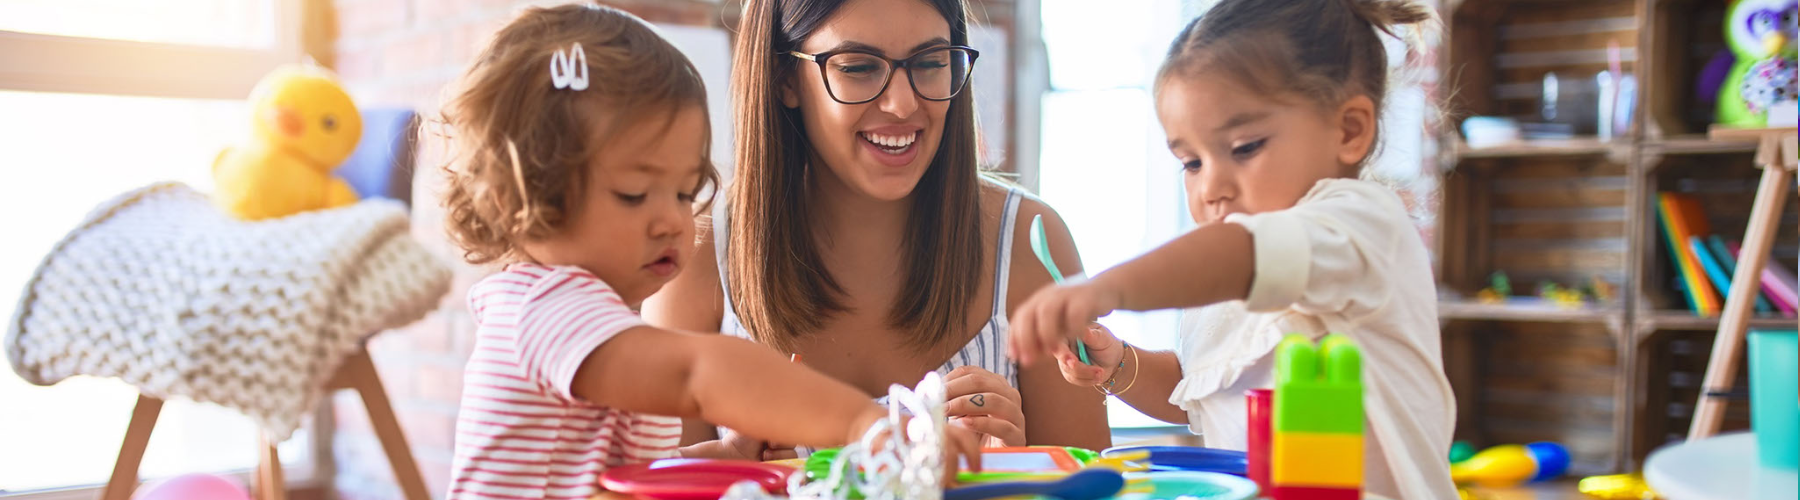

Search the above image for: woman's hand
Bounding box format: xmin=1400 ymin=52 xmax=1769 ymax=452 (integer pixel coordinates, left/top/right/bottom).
xmin=1007 ymin=281 xmax=1122 ymax=367
xmin=944 ymin=365 xmax=1027 ymax=447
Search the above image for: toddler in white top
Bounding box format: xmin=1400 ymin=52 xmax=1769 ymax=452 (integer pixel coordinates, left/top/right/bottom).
xmin=1006 ymin=0 xmax=1457 ymax=498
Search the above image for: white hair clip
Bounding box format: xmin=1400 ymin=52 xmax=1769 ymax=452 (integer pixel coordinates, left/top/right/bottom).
xmin=549 ymin=42 xmax=588 ymax=91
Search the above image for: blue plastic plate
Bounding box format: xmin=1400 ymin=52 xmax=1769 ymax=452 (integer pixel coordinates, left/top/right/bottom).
xmin=1102 ymin=446 xmax=1248 ymax=477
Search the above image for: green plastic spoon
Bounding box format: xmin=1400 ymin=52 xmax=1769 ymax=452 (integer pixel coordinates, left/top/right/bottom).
xmin=1029 ymin=214 xmax=1092 ymax=365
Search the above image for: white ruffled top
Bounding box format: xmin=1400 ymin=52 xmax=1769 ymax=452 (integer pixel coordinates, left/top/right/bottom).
xmin=1164 ymin=179 xmax=1459 ymax=500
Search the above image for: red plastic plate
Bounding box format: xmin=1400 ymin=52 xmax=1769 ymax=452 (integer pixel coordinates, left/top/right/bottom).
xmin=599 ymin=459 xmax=796 ymax=499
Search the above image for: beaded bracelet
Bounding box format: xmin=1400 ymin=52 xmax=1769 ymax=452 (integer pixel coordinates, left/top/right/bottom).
xmin=1095 ymin=342 xmax=1139 ymax=397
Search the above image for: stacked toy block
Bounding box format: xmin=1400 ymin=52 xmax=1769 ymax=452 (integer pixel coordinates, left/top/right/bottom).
xmin=1269 ymin=333 xmax=1363 ymax=500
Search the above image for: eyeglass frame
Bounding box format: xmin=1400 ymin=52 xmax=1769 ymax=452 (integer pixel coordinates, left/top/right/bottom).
xmin=786 ymin=45 xmax=980 ymax=105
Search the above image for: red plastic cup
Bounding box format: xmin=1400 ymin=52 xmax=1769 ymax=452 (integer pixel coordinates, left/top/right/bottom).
xmin=1247 ymin=388 xmax=1273 ymax=494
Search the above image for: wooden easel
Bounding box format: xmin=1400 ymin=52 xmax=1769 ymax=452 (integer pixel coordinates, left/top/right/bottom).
xmin=1688 ymin=126 xmax=1800 ymax=440
xmin=97 ymin=350 xmax=432 ymax=500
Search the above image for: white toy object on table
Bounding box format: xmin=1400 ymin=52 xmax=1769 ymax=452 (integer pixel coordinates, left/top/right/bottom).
xmin=722 ymin=372 xmax=950 ymax=500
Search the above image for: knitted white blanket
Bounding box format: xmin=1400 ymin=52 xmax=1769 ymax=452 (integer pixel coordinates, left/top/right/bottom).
xmin=6 ymin=183 xmax=451 ymax=440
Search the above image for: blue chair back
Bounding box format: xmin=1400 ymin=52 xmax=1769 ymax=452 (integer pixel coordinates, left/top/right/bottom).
xmin=338 ymin=108 xmax=418 ymax=208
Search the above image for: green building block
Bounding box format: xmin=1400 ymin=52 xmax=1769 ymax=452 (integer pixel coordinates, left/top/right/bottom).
xmin=1273 ymin=333 xmax=1364 ymax=435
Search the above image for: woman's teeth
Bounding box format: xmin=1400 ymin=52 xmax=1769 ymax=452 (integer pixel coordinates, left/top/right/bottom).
xmin=860 ymin=131 xmax=917 ymax=152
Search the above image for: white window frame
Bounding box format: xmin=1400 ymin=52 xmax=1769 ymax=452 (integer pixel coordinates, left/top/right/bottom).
xmin=0 ymin=0 xmax=332 ymax=497
xmin=0 ymin=0 xmax=303 ymax=100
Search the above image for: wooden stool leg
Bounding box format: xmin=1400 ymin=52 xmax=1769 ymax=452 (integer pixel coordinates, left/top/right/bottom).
xmin=255 ymin=435 xmax=287 ymax=500
xmin=338 ymin=351 xmax=432 ymax=500
xmin=101 ymin=394 xmax=164 ymax=500
xmin=1690 ymin=161 xmax=1794 ymax=439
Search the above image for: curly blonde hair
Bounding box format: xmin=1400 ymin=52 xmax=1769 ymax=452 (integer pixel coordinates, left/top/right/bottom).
xmin=438 ymin=3 xmax=718 ymax=265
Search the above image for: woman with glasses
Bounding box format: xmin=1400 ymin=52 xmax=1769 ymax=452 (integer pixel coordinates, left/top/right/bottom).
xmin=643 ymin=0 xmax=1111 ymax=458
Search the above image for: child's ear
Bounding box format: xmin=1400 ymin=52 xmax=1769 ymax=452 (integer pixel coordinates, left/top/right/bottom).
xmin=1334 ymin=95 xmax=1377 ymax=168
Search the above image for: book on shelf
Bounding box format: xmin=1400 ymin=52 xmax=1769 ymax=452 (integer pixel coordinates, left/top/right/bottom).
xmin=1764 ymin=258 xmax=1800 ymax=316
xmin=1711 ymin=236 xmax=1796 ymax=316
xmin=1739 ymin=239 xmax=1800 ymax=317
xmin=1691 ymin=236 xmax=1775 ymax=314
xmin=1656 ymin=193 xmax=1720 ymax=316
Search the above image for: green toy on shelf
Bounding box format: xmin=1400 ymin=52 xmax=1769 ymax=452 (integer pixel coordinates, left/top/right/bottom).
xmin=1476 ymin=272 xmax=1511 ymax=304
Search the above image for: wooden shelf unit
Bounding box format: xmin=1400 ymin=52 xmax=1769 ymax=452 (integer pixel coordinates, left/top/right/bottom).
xmin=1440 ymin=299 xmax=1626 ymax=324
xmin=1434 ymin=0 xmax=1795 ymax=474
xmin=1456 ymin=137 xmax=1630 ymax=159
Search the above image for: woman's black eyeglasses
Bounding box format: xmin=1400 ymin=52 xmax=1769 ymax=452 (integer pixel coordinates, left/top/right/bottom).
xmin=787 ymin=45 xmax=979 ymax=105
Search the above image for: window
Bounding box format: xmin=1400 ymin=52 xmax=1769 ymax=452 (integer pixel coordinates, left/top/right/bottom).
xmin=0 ymin=2 xmax=322 ymax=497
xmin=1036 ymin=0 xmax=1198 ymax=430
xmin=0 ymin=0 xmax=279 ymax=49
xmin=0 ymin=0 xmax=300 ymax=100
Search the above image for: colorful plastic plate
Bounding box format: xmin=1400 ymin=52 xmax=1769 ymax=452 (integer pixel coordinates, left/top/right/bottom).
xmin=1102 ymin=446 xmax=1248 ymax=476
xmin=1117 ymin=471 xmax=1259 ymax=500
xmin=599 ymin=459 xmax=796 ymax=499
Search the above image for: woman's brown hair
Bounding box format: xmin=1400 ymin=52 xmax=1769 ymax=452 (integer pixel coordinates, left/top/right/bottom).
xmin=1159 ymin=0 xmax=1435 ymax=168
xmin=729 ymin=0 xmax=985 ymax=353
xmin=439 ymin=3 xmax=719 ymax=264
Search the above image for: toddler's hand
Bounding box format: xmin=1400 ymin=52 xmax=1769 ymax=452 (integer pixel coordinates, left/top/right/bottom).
xmin=720 ymin=428 xmax=771 ymax=461
xmin=1007 ymin=282 xmax=1121 ymax=367
xmin=676 ymin=431 xmax=769 ymax=461
xmin=760 ymin=443 xmax=798 ymax=461
xmin=1055 ymin=324 xmax=1125 ymax=387
xmin=942 ymin=424 xmax=983 ymax=485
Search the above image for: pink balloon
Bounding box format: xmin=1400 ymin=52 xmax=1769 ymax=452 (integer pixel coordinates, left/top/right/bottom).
xmin=134 ymin=473 xmax=252 ymax=500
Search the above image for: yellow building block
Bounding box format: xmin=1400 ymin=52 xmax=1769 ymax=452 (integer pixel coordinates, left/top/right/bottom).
xmin=1271 ymin=432 xmax=1363 ymax=488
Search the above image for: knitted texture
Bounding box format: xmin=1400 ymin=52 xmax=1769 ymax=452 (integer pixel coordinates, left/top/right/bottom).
xmin=5 ymin=182 xmax=451 ymax=440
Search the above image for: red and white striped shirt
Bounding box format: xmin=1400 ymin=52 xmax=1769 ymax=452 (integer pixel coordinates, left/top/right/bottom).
xmin=448 ymin=263 xmax=682 ymax=500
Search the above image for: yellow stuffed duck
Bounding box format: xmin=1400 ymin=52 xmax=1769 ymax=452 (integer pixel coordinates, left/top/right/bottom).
xmin=213 ymin=64 xmax=363 ymax=220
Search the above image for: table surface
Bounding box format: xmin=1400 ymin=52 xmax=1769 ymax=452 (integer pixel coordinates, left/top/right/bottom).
xmin=1645 ymin=432 xmax=1799 ymax=500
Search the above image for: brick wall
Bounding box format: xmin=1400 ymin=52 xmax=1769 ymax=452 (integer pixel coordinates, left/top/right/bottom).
xmin=327 ymin=1 xmax=1012 ymax=498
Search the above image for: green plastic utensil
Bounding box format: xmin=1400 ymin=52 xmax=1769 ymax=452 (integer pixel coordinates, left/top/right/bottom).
xmin=1029 ymin=214 xmax=1092 ymax=365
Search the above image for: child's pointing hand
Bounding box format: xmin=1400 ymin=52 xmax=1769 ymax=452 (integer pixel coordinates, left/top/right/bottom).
xmin=1007 ymin=281 xmax=1121 ymax=367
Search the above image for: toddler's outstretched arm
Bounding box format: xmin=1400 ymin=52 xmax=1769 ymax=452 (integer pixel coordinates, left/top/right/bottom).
xmin=571 ymin=327 xmax=982 ymax=469
xmin=1008 ymin=222 xmax=1254 ymax=366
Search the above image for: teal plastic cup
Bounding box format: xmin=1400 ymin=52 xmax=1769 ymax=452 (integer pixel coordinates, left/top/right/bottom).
xmin=1749 ymin=329 xmax=1798 ymax=469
